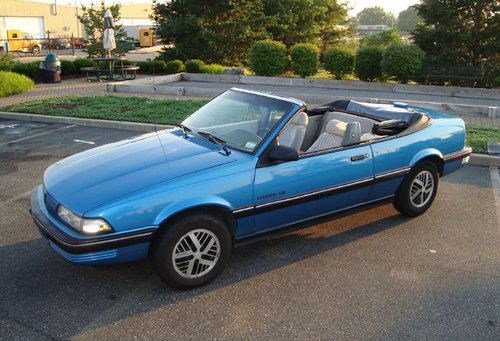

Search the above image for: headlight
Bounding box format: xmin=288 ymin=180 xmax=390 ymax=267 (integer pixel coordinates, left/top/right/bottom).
xmin=57 ymin=205 xmax=112 ymax=235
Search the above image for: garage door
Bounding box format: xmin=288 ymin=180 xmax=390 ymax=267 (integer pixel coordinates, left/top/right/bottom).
xmin=4 ymin=16 xmax=45 ymax=39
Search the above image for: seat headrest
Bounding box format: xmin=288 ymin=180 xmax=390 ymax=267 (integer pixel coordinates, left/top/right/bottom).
xmin=292 ymin=112 xmax=308 ymax=127
xmin=325 ymin=119 xmax=347 ymax=136
xmin=342 ymin=122 xmax=361 ymax=146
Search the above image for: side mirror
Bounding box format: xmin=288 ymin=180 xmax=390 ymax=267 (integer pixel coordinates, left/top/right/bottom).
xmin=268 ymin=144 xmax=299 ymax=162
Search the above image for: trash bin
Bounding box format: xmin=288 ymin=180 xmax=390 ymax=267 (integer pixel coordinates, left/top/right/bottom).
xmin=39 ymin=53 xmax=61 ymax=83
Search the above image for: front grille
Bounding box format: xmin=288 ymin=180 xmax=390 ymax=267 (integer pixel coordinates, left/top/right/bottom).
xmin=44 ymin=192 xmax=59 ymax=216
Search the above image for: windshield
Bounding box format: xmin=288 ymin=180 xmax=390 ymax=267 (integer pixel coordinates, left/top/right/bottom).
xmin=182 ymin=90 xmax=295 ymax=153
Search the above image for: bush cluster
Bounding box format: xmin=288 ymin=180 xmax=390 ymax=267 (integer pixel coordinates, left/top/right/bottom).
xmin=355 ymin=47 xmax=384 ymax=81
xmin=61 ymin=60 xmax=76 ymax=75
xmin=201 ymin=64 xmax=225 ymax=74
xmin=11 ymin=62 xmax=40 ymax=81
xmin=382 ymin=44 xmax=424 ymax=83
xmin=185 ymin=59 xmax=206 ymax=73
xmin=323 ymin=47 xmax=354 ymax=80
xmin=249 ymin=40 xmax=287 ymax=76
xmin=73 ymin=58 xmax=97 ymax=74
xmin=290 ymin=43 xmax=320 ymax=78
xmin=165 ymin=60 xmax=185 ymax=74
xmin=0 ymin=71 xmax=34 ymax=97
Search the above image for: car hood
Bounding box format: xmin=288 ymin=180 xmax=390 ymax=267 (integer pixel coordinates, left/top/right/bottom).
xmin=44 ymin=130 xmax=236 ymax=215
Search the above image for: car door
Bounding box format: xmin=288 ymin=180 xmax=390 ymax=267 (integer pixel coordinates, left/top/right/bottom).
xmin=253 ymin=144 xmax=374 ymax=233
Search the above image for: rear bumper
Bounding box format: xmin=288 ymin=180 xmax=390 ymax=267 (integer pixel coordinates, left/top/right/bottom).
xmin=30 ymin=185 xmax=154 ymax=264
xmin=442 ymin=147 xmax=472 ymax=176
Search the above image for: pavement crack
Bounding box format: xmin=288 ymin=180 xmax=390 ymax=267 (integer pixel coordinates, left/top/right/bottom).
xmin=0 ymin=309 xmax=62 ymax=341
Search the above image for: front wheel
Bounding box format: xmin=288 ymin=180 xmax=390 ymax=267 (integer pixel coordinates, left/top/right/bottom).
xmin=151 ymin=213 xmax=232 ymax=289
xmin=31 ymin=46 xmax=40 ymax=54
xmin=393 ymin=162 xmax=439 ymax=217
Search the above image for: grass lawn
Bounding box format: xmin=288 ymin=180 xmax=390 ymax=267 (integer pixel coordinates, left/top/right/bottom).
xmin=466 ymin=125 xmax=500 ymax=154
xmin=2 ymin=96 xmax=207 ymax=125
xmin=2 ymin=96 xmax=498 ymax=154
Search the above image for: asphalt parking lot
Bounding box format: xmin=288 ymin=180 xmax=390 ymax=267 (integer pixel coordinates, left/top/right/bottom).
xmin=0 ymin=119 xmax=499 ymax=340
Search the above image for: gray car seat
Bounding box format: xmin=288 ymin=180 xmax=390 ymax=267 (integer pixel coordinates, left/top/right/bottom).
xmin=279 ymin=112 xmax=308 ymax=151
xmin=307 ymin=119 xmax=361 ymax=152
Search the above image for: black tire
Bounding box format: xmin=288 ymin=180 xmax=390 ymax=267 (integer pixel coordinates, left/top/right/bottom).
xmin=393 ymin=162 xmax=439 ymax=217
xmin=151 ymin=213 xmax=232 ymax=289
xmin=31 ymin=46 xmax=40 ymax=55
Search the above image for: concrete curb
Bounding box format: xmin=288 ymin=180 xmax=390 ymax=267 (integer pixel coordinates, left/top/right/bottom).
xmin=0 ymin=111 xmax=172 ymax=133
xmin=1 ymin=111 xmax=498 ymax=167
xmin=181 ymin=73 xmax=500 ymax=101
xmin=469 ymin=154 xmax=500 ymax=167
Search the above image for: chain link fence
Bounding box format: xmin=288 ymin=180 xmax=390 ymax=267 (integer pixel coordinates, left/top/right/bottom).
xmin=0 ymin=35 xmax=90 ymax=58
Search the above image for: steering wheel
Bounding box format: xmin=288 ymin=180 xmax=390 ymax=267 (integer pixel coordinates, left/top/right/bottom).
xmin=257 ymin=126 xmax=270 ymax=138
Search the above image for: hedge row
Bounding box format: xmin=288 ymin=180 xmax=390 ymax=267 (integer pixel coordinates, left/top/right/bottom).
xmin=0 ymin=71 xmax=34 ymax=97
xmin=248 ymin=40 xmax=426 ymax=83
xmin=0 ymin=56 xmax=224 ymax=82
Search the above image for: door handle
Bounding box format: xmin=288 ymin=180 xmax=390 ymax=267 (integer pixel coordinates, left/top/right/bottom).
xmin=351 ymin=154 xmax=367 ymax=162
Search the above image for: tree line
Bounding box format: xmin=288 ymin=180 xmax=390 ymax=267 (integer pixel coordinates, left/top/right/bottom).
xmin=153 ymin=0 xmax=350 ymax=64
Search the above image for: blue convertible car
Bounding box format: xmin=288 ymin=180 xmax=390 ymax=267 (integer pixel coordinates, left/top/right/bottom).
xmin=31 ymin=88 xmax=471 ymax=288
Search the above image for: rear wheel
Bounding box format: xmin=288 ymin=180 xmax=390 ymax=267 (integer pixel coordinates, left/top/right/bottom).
xmin=151 ymin=213 xmax=232 ymax=289
xmin=31 ymin=45 xmax=40 ymax=54
xmin=393 ymin=162 xmax=439 ymax=217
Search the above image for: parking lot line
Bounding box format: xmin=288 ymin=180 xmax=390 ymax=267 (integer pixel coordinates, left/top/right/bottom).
xmin=489 ymin=167 xmax=500 ymax=230
xmin=0 ymin=125 xmax=76 ymax=147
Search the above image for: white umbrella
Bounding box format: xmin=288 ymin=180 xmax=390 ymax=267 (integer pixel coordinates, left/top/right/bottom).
xmin=103 ymin=9 xmax=116 ymax=57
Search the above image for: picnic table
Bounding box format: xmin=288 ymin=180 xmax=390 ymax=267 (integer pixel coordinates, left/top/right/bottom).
xmin=80 ymin=56 xmax=139 ymax=82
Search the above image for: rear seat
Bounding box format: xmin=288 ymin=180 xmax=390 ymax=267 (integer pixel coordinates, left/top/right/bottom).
xmin=307 ymin=119 xmax=361 ymax=152
xmin=317 ymin=111 xmax=377 ymax=136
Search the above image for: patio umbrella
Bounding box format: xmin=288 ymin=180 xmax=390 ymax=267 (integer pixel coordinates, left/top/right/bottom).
xmin=102 ymin=9 xmax=116 ymax=58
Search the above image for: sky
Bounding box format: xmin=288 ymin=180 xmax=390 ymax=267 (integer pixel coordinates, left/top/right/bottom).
xmin=31 ymin=0 xmax=421 ymax=16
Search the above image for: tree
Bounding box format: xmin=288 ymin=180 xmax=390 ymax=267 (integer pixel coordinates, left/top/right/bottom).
xmin=77 ymin=1 xmax=128 ymax=57
xmin=264 ymin=0 xmax=350 ymax=50
xmin=396 ymin=6 xmax=423 ymax=33
xmin=356 ymin=6 xmax=396 ymax=27
xmin=359 ymin=28 xmax=402 ymax=48
xmin=153 ymin=0 xmax=268 ymax=64
xmin=413 ymin=0 xmax=499 ymax=65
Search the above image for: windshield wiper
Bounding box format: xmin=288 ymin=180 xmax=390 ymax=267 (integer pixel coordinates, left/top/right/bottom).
xmin=197 ymin=131 xmax=231 ymax=155
xmin=176 ymin=123 xmax=191 ymax=137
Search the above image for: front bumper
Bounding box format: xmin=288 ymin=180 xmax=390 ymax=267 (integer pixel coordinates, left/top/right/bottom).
xmin=30 ymin=185 xmax=154 ymax=264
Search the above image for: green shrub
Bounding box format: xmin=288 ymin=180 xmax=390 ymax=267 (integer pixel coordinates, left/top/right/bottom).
xmin=382 ymin=44 xmax=424 ymax=83
xmin=355 ymin=47 xmax=384 ymax=81
xmin=249 ymin=40 xmax=287 ymax=76
xmin=0 ymin=54 xmax=14 ymax=71
xmin=165 ymin=60 xmax=185 ymax=74
xmin=359 ymin=29 xmax=402 ymax=48
xmin=135 ymin=61 xmax=151 ymax=74
xmin=73 ymin=58 xmax=96 ymax=74
xmin=60 ymin=60 xmax=76 ymax=75
xmin=11 ymin=62 xmax=40 ymax=81
xmin=323 ymin=47 xmax=355 ymax=80
xmin=152 ymin=60 xmax=167 ymax=74
xmin=185 ymin=59 xmax=206 ymax=73
xmin=0 ymin=71 xmax=34 ymax=97
xmin=290 ymin=43 xmax=320 ymax=78
xmin=201 ymin=64 xmax=224 ymax=74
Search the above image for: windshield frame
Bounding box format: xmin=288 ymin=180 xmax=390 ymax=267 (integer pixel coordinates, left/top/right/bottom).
xmin=181 ymin=88 xmax=304 ymax=155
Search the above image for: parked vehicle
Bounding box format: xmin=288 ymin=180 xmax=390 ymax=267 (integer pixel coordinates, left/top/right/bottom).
xmin=71 ymin=38 xmax=90 ymax=49
xmin=5 ymin=30 xmax=41 ymax=54
xmin=31 ymin=89 xmax=471 ymax=289
xmin=43 ymin=38 xmax=70 ymax=50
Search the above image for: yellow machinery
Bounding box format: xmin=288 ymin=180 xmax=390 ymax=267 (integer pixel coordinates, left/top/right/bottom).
xmin=139 ymin=28 xmax=155 ymax=48
xmin=6 ymin=30 xmax=41 ymax=54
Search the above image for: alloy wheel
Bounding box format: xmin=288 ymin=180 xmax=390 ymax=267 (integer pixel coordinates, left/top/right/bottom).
xmin=410 ymin=170 xmax=434 ymax=208
xmin=172 ymin=229 xmax=220 ymax=279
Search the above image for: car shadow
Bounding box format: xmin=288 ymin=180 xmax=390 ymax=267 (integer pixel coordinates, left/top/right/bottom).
xmin=0 ymin=204 xmax=407 ymax=339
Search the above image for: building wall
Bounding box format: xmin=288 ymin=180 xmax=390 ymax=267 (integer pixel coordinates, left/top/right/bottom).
xmin=0 ymin=0 xmax=153 ymax=39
